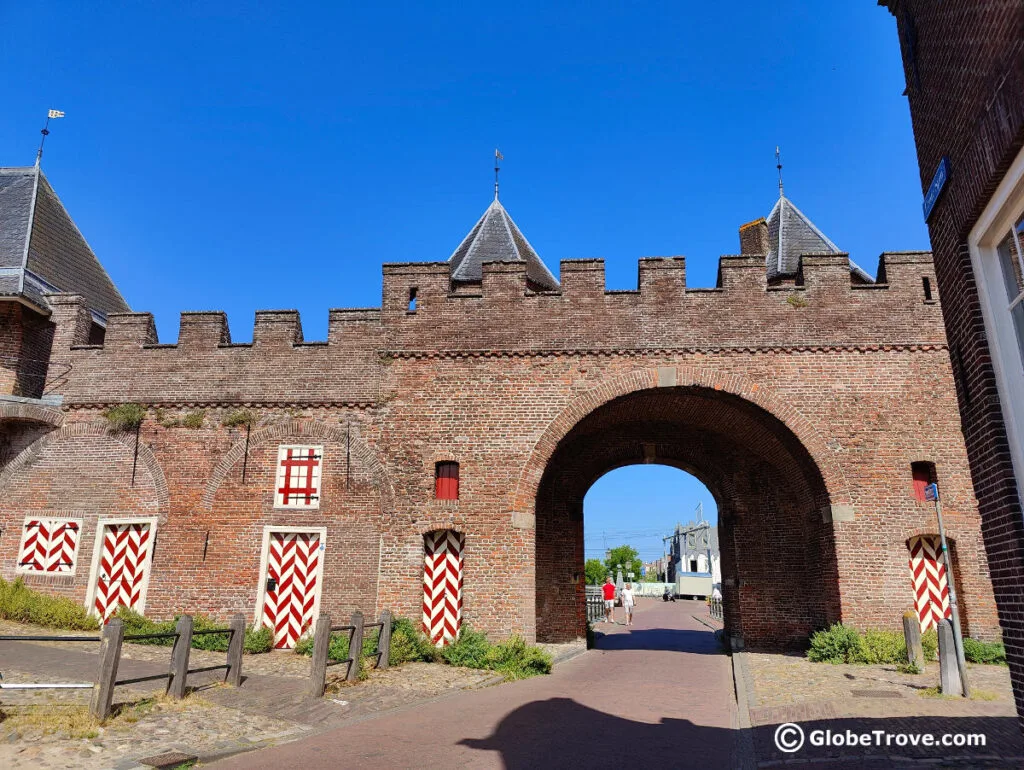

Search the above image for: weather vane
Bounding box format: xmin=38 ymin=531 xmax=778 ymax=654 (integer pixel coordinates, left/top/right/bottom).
xmin=36 ymin=109 xmax=65 ymax=167
xmin=775 ymin=145 xmax=784 ymax=196
xmin=494 ymin=148 xmax=503 ymax=200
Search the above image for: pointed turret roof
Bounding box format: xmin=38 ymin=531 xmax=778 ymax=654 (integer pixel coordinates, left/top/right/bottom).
xmin=0 ymin=166 xmax=129 ymax=319
xmin=448 ymin=198 xmax=559 ymax=290
xmin=765 ymin=194 xmax=872 ymax=283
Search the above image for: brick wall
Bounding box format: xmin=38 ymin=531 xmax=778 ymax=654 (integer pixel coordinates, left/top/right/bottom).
xmin=0 ymin=245 xmax=1000 ymax=650
xmin=0 ymin=302 xmax=54 ymax=399
xmin=881 ymin=0 xmax=1024 ymax=720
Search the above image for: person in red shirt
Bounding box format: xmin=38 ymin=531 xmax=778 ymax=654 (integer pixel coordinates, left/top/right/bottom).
xmin=601 ymin=576 xmax=617 ymax=623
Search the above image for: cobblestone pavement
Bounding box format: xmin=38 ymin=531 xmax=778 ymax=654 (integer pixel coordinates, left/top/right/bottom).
xmin=0 ymin=623 xmax=509 ymax=768
xmin=737 ymin=644 xmax=1024 ymax=767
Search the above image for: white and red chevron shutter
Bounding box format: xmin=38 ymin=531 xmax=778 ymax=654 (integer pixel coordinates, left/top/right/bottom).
xmin=422 ymin=530 xmax=465 ymax=646
xmin=17 ymin=517 xmax=82 ymax=574
xmin=908 ymin=535 xmax=952 ymax=632
xmin=93 ymin=522 xmax=155 ymax=621
xmin=260 ymin=531 xmax=322 ymax=649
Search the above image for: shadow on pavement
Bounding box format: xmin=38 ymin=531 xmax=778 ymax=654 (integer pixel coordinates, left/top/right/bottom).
xmin=594 ymin=624 xmax=724 ymax=654
xmin=459 ymin=698 xmax=1023 ymax=769
xmin=459 ymin=697 xmax=737 ymax=768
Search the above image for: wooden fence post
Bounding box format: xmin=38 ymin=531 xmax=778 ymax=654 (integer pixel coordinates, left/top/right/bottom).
xmin=225 ymin=613 xmax=246 ymax=687
xmin=309 ymin=613 xmax=332 ymax=698
xmin=90 ymin=618 xmax=124 ymax=721
xmin=377 ymin=610 xmax=392 ymax=670
xmin=347 ymin=611 xmax=364 ymax=683
xmin=166 ymin=614 xmax=194 ymax=699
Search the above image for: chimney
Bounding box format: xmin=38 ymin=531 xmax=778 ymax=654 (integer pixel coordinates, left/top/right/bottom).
xmin=739 ymin=218 xmax=769 ymax=256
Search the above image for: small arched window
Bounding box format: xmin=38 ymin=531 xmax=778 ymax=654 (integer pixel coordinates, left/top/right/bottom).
xmin=435 ymin=461 xmax=459 ymax=500
xmin=911 ymin=461 xmax=937 ymax=502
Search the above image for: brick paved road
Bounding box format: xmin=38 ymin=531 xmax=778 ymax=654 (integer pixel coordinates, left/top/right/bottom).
xmin=214 ymin=599 xmax=741 ymax=769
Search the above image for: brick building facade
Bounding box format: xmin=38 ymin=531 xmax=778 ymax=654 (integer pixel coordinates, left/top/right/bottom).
xmin=0 ymin=168 xmax=1002 ymax=650
xmin=880 ymin=0 xmax=1024 ymax=718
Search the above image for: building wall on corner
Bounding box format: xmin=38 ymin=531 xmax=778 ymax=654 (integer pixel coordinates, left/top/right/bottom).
xmin=884 ymin=0 xmax=1024 ymax=718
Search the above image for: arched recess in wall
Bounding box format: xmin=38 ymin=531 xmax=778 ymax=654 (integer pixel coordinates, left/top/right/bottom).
xmin=0 ymin=402 xmax=65 ymax=470
xmin=511 ymin=365 xmax=852 ymax=521
xmin=199 ymin=417 xmax=394 ymax=515
xmin=0 ymin=420 xmax=171 ymax=523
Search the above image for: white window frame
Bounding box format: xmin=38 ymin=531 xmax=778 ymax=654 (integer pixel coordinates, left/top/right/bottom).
xmin=84 ymin=517 xmax=160 ymax=618
xmin=273 ymin=445 xmax=324 ymax=510
xmin=968 ymin=144 xmax=1024 ymax=509
xmin=15 ymin=516 xmax=83 ymax=576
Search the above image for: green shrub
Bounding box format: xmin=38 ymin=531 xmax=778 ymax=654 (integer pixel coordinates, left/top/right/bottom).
xmin=243 ymin=624 xmax=274 ymax=654
xmin=440 ymin=627 xmax=492 ymax=669
xmin=483 ymin=636 xmax=552 ymax=680
xmin=807 ymin=623 xmax=861 ymax=663
xmin=922 ymin=628 xmax=937 ymax=661
xmin=222 ymin=409 xmax=255 ymax=428
xmin=963 ymin=637 xmax=1006 ymax=665
xmin=103 ymin=403 xmax=146 ymax=431
xmin=389 ymin=617 xmax=439 ymax=665
xmin=181 ymin=409 xmax=205 ymax=429
xmin=0 ymin=577 xmax=99 ymax=631
xmin=851 ymin=630 xmax=907 ymax=665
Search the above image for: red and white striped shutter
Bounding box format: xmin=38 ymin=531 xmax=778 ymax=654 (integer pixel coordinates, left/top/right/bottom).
xmin=908 ymin=535 xmax=952 ymax=632
xmin=261 ymin=531 xmax=322 ymax=648
xmin=94 ymin=522 xmax=154 ymax=621
xmin=274 ymin=446 xmax=324 ymax=509
xmin=422 ymin=530 xmax=464 ymax=646
xmin=17 ymin=518 xmax=81 ymax=573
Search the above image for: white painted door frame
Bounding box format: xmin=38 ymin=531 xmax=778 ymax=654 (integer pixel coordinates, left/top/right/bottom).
xmin=84 ymin=517 xmax=160 ymax=618
xmin=252 ymin=525 xmax=328 ymax=634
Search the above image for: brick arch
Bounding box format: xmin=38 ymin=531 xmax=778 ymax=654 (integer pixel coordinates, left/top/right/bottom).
xmin=0 ymin=421 xmax=170 ymax=521
xmin=0 ymin=401 xmax=64 ymax=428
xmin=199 ymin=417 xmax=393 ymax=514
xmin=511 ymin=365 xmax=851 ymax=516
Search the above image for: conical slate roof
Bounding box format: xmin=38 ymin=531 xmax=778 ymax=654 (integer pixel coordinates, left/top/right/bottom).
xmin=448 ymin=198 xmax=559 ymax=290
xmin=0 ymin=166 xmax=129 ymax=318
xmin=766 ymin=194 xmax=872 ymax=283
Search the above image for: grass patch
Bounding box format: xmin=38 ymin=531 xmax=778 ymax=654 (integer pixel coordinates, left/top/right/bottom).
xmin=222 ymin=408 xmax=254 ymax=428
xmin=181 ymin=409 xmax=206 ymax=429
xmin=0 ymin=577 xmax=99 ymax=630
xmin=102 ymin=403 xmax=146 ymax=431
xmin=786 ymin=294 xmax=808 ymax=309
xmin=0 ymin=694 xmax=211 ymax=735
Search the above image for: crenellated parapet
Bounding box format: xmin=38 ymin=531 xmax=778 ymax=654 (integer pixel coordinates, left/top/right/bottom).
xmin=42 ymin=243 xmax=945 ymax=408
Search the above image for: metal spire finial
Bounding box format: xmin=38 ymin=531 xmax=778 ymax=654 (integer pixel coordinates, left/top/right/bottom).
xmin=494 ymin=148 xmax=503 ymax=200
xmin=775 ymin=145 xmax=784 ymax=197
xmin=36 ymin=110 xmax=65 ymax=167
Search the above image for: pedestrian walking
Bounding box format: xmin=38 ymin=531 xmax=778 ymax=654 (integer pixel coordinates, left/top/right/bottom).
xmin=622 ymin=582 xmax=635 ymax=626
xmin=602 ymin=576 xmax=616 ymax=623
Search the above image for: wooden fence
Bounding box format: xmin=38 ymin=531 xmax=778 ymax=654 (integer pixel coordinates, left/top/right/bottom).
xmin=308 ymin=610 xmax=392 ymax=697
xmin=0 ymin=614 xmax=246 ymax=721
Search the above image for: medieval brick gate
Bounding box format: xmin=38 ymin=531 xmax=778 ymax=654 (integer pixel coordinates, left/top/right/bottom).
xmin=0 ymin=194 xmax=1005 ymax=650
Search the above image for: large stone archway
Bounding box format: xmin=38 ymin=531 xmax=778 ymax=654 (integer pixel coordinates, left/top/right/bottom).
xmin=532 ymin=383 xmax=840 ymax=649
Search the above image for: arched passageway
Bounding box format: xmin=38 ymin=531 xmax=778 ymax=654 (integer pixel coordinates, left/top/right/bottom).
xmin=535 ymin=385 xmax=840 ymax=649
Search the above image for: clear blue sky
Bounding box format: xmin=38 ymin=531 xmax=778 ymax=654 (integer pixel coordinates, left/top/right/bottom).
xmin=2 ymin=2 xmax=919 ymax=558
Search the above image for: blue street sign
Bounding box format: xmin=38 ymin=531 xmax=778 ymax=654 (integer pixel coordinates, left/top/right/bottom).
xmin=925 ymin=482 xmax=939 ymax=502
xmin=923 ymin=156 xmax=950 ymax=222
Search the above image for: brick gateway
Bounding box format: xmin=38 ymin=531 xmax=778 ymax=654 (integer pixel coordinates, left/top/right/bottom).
xmin=0 ymin=183 xmax=1002 ymax=648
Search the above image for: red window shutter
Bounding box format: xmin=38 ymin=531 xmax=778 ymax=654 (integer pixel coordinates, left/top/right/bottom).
xmin=435 ymin=462 xmax=459 ymax=500
xmin=911 ymin=462 xmax=934 ymax=502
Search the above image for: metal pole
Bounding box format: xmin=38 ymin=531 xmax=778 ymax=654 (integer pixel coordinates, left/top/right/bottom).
xmin=931 ymin=484 xmax=971 ymax=697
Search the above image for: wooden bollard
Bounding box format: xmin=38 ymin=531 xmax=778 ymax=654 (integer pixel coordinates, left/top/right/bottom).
xmin=167 ymin=614 xmax=194 ymax=699
xmin=903 ymin=610 xmax=924 ymax=670
xmin=377 ymin=610 xmax=392 ymax=670
xmin=90 ymin=618 xmax=124 ymax=721
xmin=309 ymin=613 xmax=332 ymax=697
xmin=347 ymin=611 xmax=364 ymax=683
xmin=225 ymin=613 xmax=246 ymax=687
